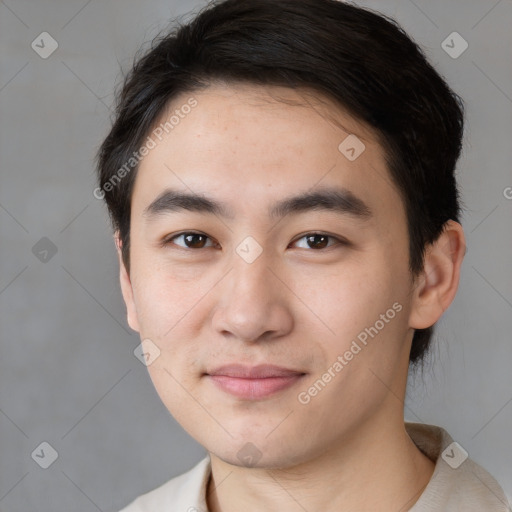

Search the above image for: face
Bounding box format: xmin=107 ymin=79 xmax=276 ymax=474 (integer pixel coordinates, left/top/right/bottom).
xmin=120 ymin=84 xmax=419 ymax=468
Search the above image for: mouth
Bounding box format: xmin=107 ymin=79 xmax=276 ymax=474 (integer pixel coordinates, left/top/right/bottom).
xmin=205 ymin=364 xmax=306 ymax=400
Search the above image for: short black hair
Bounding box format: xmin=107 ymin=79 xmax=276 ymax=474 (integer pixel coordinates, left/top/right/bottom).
xmin=96 ymin=0 xmax=464 ymax=365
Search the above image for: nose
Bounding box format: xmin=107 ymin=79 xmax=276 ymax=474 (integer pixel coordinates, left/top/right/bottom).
xmin=211 ymin=248 xmax=294 ymax=344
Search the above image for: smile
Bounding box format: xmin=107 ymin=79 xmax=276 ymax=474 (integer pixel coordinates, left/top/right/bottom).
xmin=205 ymin=364 xmax=306 ymax=400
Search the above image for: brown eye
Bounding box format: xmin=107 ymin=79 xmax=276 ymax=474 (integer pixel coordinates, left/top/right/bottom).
xmin=165 ymin=232 xmax=216 ymax=249
xmin=291 ymin=233 xmax=343 ymax=250
xmin=184 ymin=233 xmax=208 ymax=248
xmin=306 ymin=234 xmax=329 ymax=249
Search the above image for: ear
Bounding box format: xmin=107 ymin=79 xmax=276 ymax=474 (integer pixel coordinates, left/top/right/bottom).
xmin=114 ymin=232 xmax=140 ymax=333
xmin=409 ymin=220 xmax=466 ymax=330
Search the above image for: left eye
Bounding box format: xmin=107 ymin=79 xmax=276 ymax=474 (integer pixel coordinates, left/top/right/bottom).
xmin=290 ymin=233 xmax=343 ymax=250
xmin=164 ymin=231 xmax=343 ymax=251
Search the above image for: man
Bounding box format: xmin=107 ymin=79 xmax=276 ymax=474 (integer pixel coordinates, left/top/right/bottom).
xmin=96 ymin=0 xmax=510 ymax=510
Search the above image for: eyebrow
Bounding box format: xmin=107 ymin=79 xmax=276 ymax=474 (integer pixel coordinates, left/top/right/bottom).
xmin=143 ymin=186 xmax=372 ymax=222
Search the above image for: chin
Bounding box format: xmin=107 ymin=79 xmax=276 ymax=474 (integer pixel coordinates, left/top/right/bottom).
xmin=204 ymin=430 xmax=315 ymax=470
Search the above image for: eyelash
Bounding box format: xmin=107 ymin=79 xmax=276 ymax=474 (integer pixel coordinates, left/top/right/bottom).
xmin=161 ymin=231 xmax=347 ymax=251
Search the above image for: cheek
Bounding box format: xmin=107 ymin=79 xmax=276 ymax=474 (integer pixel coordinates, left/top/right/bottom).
xmin=295 ymin=280 xmax=408 ymax=426
xmin=303 ymin=265 xmax=388 ymax=336
xmin=130 ymin=256 xmax=205 ymax=337
xmin=306 ymin=260 xmax=409 ymax=371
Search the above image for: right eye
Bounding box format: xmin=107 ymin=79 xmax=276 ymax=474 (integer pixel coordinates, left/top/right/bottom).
xmin=162 ymin=231 xmax=218 ymax=250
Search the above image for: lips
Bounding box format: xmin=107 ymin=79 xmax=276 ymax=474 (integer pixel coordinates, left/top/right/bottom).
xmin=206 ymin=364 xmax=306 ymax=400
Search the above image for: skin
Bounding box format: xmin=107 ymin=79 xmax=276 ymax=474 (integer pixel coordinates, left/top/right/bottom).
xmin=116 ymin=83 xmax=466 ymax=511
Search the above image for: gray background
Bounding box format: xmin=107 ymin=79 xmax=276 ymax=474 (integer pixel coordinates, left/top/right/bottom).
xmin=0 ymin=0 xmax=511 ymax=510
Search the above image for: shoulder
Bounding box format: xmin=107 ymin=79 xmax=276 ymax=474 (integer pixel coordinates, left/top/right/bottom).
xmin=118 ymin=456 xmax=211 ymax=512
xmin=406 ymin=422 xmax=511 ymax=511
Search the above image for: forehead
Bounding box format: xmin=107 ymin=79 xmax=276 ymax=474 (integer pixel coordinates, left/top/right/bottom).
xmin=131 ymin=83 xmax=402 ymax=223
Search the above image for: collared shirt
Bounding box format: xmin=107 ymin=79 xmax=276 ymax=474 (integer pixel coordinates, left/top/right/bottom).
xmin=119 ymin=422 xmax=510 ymax=511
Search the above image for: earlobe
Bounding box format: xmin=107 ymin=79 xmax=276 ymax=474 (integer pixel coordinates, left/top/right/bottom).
xmin=114 ymin=233 xmax=140 ymax=333
xmin=409 ymin=220 xmax=466 ymax=330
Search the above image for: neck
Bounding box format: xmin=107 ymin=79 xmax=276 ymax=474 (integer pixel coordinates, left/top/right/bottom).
xmin=206 ymin=412 xmax=434 ymax=512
